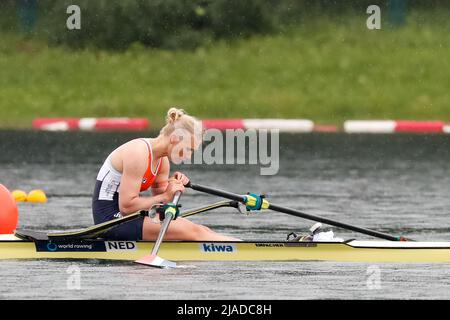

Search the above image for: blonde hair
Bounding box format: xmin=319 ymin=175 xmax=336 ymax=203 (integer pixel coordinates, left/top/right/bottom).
xmin=160 ymin=107 xmax=203 ymax=139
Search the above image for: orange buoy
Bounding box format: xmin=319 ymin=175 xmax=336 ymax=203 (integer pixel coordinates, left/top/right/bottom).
xmin=0 ymin=184 xmax=19 ymax=234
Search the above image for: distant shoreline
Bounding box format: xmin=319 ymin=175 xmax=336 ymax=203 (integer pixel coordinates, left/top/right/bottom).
xmin=1 ymin=11 xmax=449 ymax=128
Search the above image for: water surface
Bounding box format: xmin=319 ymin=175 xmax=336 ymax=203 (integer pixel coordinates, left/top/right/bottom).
xmin=1 ymin=131 xmax=449 ymax=299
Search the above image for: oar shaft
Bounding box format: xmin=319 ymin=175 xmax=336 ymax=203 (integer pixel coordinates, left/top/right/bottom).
xmin=150 ymin=212 xmax=173 ymax=256
xmin=150 ymin=191 xmax=182 ymax=256
xmin=172 ymin=192 xmax=182 ymax=206
xmin=268 ymin=203 xmax=400 ymax=241
xmin=187 ymin=182 xmax=245 ymax=202
xmin=188 ymin=182 xmax=408 ymax=241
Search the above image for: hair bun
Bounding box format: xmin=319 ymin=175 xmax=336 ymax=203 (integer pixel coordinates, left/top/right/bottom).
xmin=160 ymin=106 xmax=202 ymax=137
xmin=167 ymin=107 xmax=186 ymax=124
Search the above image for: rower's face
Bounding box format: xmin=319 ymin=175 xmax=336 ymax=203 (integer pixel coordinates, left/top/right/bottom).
xmin=168 ymin=131 xmax=201 ymax=164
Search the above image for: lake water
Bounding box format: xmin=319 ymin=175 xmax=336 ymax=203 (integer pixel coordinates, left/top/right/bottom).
xmin=0 ymin=130 xmax=449 ymax=299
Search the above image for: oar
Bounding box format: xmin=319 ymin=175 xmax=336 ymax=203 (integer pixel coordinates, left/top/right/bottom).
xmin=187 ymin=182 xmax=411 ymax=241
xmin=135 ymin=192 xmax=182 ymax=268
xmin=47 ymin=200 xmax=238 ymax=240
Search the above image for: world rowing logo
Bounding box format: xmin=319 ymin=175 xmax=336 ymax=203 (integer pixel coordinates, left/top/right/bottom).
xmin=47 ymin=242 xmax=58 ymax=252
xmin=36 ymin=241 xmax=104 ymax=253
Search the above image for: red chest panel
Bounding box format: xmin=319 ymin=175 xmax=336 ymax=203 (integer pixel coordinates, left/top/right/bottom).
xmin=139 ymin=139 xmax=161 ymax=192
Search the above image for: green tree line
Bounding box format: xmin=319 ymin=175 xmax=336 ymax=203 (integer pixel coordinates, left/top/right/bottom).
xmin=1 ymin=0 xmax=449 ymax=50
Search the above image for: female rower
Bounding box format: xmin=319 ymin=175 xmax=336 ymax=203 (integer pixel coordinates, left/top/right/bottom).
xmin=92 ymin=107 xmax=239 ymax=241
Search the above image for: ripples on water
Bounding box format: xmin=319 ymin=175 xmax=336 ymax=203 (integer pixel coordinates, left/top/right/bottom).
xmin=0 ymin=131 xmax=449 ymax=299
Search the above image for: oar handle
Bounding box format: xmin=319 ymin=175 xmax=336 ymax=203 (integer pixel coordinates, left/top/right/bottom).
xmin=187 ymin=182 xmax=246 ymax=203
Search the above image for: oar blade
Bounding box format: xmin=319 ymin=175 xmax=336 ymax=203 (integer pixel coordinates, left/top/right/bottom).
xmin=135 ymin=254 xmax=177 ymax=268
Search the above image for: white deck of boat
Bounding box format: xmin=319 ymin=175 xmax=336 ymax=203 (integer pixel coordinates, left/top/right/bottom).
xmin=349 ymin=240 xmax=450 ymax=248
xmin=0 ymin=234 xmax=21 ymax=240
xmin=1 ymin=233 xmax=450 ymax=248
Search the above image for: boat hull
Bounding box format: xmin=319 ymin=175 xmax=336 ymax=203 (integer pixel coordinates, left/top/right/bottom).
xmin=1 ymin=235 xmax=450 ymax=263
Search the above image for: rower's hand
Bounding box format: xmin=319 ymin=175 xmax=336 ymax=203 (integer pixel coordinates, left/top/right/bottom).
xmin=164 ymin=178 xmax=185 ymax=201
xmin=172 ymin=171 xmax=190 ymax=186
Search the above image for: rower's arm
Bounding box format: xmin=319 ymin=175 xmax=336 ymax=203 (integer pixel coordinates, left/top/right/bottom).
xmin=152 ymin=157 xmax=170 ymax=196
xmin=118 ymin=146 xmax=169 ymax=215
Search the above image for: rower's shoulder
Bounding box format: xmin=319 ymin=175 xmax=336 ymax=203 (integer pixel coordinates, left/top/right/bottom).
xmin=109 ymin=139 xmax=149 ymax=171
xmin=115 ymin=139 xmax=149 ymax=157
